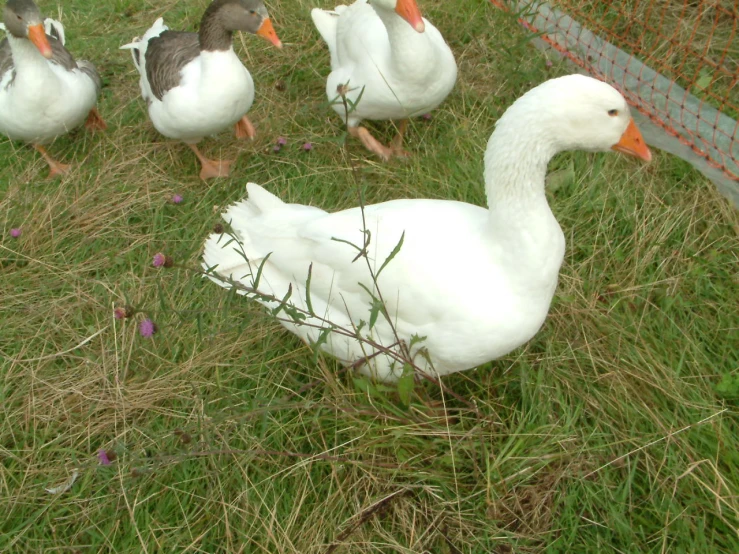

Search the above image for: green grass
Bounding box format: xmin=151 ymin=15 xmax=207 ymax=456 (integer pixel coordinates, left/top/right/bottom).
xmin=1 ymin=0 xmax=738 ymax=552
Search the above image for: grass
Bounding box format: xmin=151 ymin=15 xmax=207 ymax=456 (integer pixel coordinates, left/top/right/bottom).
xmin=1 ymin=0 xmax=738 ymax=552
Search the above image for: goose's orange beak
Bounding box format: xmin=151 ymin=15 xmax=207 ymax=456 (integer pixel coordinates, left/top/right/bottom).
xmin=612 ymin=119 xmax=652 ymax=162
xmin=395 ymin=0 xmax=425 ymax=33
xmin=27 ymin=24 xmax=53 ymax=59
xmin=257 ymin=18 xmax=282 ymax=48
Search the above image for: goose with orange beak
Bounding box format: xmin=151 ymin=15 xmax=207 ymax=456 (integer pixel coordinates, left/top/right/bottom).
xmin=0 ymin=0 xmax=105 ymax=178
xmin=312 ymin=0 xmax=457 ymax=161
xmin=201 ymin=75 xmax=652 ymax=382
xmin=121 ymin=0 xmax=282 ymax=180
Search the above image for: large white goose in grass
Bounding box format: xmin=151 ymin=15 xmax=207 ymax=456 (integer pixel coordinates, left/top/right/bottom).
xmin=121 ymin=0 xmax=282 ymax=181
xmin=202 ymin=75 xmax=653 ymax=382
xmin=311 ymin=0 xmax=457 ymax=161
xmin=0 ymin=0 xmax=105 ymax=178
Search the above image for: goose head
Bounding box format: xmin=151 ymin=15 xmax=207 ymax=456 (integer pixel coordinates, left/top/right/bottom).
xmin=504 ymin=74 xmax=652 ymax=161
xmin=3 ymin=0 xmax=52 ymax=58
xmin=371 ymin=0 xmax=425 ymax=33
xmin=206 ymin=0 xmax=282 ymax=48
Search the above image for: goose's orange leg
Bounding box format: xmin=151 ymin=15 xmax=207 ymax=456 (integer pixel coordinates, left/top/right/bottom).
xmin=390 ymin=119 xmax=410 ymax=158
xmin=234 ymin=115 xmax=256 ymax=140
xmin=85 ymin=107 xmax=107 ymax=131
xmin=187 ymin=143 xmax=232 ymax=180
xmin=33 ymin=144 xmax=69 ymax=179
xmin=348 ymin=126 xmax=393 ymax=162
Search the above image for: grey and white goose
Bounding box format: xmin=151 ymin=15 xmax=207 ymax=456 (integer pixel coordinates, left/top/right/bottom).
xmin=121 ymin=0 xmax=282 ymax=181
xmin=0 ymin=0 xmax=105 ymax=178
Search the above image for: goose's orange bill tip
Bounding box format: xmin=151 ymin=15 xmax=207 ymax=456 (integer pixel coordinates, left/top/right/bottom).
xmin=257 ymin=18 xmax=282 ymax=49
xmin=395 ymin=0 xmax=425 ymax=33
xmin=612 ymin=118 xmax=652 ymax=162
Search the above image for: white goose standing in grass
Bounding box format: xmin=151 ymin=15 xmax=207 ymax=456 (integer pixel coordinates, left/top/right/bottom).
xmin=202 ymin=75 xmax=653 ymax=382
xmin=0 ymin=0 xmax=105 ymax=178
xmin=311 ymin=0 xmax=457 ymax=161
xmin=121 ymin=0 xmax=282 ymax=181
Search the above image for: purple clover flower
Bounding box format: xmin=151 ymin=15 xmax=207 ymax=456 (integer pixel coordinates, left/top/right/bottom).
xmin=171 ymin=194 xmax=183 ymax=204
xmin=139 ymin=319 xmax=157 ymax=338
xmin=98 ymin=450 xmax=112 ymax=465
xmin=10 ymin=228 xmax=21 ymax=238
xmin=302 ymin=142 xmax=313 ymax=151
xmin=153 ymin=253 xmax=166 ymax=268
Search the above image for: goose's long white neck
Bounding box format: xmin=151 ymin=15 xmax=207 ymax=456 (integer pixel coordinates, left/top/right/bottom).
xmin=372 ymin=6 xmax=434 ymax=78
xmin=483 ymin=107 xmax=565 ymax=283
xmin=484 ymin=111 xmax=556 ymax=210
xmin=6 ymin=35 xmax=56 ymax=85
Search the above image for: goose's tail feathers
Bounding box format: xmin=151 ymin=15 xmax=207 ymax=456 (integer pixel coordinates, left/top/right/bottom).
xmin=43 ymin=18 xmax=65 ymax=44
xmin=120 ymin=17 xmax=167 ymax=72
xmin=201 ymin=183 xmax=284 ymax=291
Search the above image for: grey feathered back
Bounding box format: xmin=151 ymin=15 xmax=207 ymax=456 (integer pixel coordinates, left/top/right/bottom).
xmin=0 ymin=38 xmax=11 ymax=84
xmin=47 ymin=33 xmax=77 ymax=71
xmin=144 ymin=31 xmax=200 ymax=101
xmin=141 ymin=0 xmax=272 ymax=101
xmin=78 ymin=59 xmax=102 ymax=92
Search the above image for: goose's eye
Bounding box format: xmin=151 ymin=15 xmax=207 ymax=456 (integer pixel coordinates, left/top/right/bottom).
xmin=249 ymin=10 xmax=256 ymax=15
xmin=608 ymin=109 xmax=619 ymax=117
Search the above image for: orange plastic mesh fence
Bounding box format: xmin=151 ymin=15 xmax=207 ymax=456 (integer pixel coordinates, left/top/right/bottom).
xmin=489 ymin=0 xmax=739 ymax=184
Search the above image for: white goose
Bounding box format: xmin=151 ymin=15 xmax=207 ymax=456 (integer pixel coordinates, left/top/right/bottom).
xmin=121 ymin=0 xmax=282 ymax=180
xmin=0 ymin=0 xmax=105 ymax=178
xmin=311 ymin=0 xmax=457 ymax=161
xmin=202 ymin=75 xmax=652 ymax=382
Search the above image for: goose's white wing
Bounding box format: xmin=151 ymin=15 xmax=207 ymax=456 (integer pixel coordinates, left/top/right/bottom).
xmin=203 ymin=184 xmax=504 ymax=380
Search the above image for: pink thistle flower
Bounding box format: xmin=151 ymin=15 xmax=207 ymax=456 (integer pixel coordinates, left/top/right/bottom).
xmin=302 ymin=142 xmax=313 ymax=151
xmin=98 ymin=450 xmax=112 ymax=465
xmin=10 ymin=228 xmax=21 ymax=238
xmin=171 ymin=194 xmax=183 ymax=204
xmin=140 ymin=318 xmax=157 ymax=338
xmin=276 ymin=137 xmax=287 ymax=146
xmin=272 ymin=145 xmax=282 ymax=153
xmin=545 ymin=59 xmax=553 ymax=67
xmin=421 ymin=113 xmax=432 ymax=121
xmin=152 ymin=253 xmax=174 ymax=268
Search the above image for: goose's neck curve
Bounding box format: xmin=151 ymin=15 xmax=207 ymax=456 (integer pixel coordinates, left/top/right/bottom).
xmin=371 ymin=5 xmax=433 ymax=78
xmin=199 ymin=6 xmax=234 ymax=52
xmin=484 ymin=111 xmax=556 ymax=209
xmin=483 ymin=109 xmax=565 ymax=284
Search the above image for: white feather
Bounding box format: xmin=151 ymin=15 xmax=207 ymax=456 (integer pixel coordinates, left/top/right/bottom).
xmin=45 ymin=470 xmax=79 ymax=494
